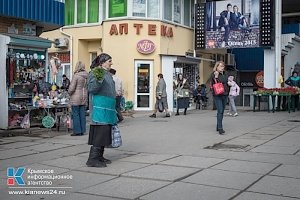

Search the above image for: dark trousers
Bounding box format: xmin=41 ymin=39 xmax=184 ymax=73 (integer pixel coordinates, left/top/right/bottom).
xmin=213 ymin=95 xmax=228 ymax=130
xmin=116 ymin=96 xmax=123 ymax=121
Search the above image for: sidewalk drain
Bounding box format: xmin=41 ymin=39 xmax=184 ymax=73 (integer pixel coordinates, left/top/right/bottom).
xmin=205 ymin=143 xmax=249 ymax=150
xmin=287 ymin=120 xmax=300 ymax=122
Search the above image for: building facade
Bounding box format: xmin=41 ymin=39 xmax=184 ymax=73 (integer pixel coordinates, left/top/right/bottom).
xmin=41 ymin=0 xmax=216 ymax=111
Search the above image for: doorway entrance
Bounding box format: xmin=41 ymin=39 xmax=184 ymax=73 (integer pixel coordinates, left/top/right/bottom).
xmin=134 ymin=60 xmax=153 ymax=110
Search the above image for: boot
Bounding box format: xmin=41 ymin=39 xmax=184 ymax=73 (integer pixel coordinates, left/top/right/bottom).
xmin=99 ymin=146 xmax=112 ymax=164
xmin=175 ymin=109 xmax=179 ymax=116
xmin=86 ymin=146 xmax=107 ymax=167
xmin=184 ymin=108 xmax=187 ymax=115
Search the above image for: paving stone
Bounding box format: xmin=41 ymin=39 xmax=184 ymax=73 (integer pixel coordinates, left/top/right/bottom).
xmin=140 ymin=182 xmax=239 ymax=200
xmin=250 ymin=145 xmax=299 ymax=155
xmin=119 ymin=153 xmax=178 ymax=164
xmin=122 ymin=164 xmax=198 ymax=181
xmin=77 ymin=150 xmax=137 ymax=161
xmin=222 ymin=138 xmax=268 ymax=148
xmin=0 ymin=136 xmax=42 ymax=142
xmin=159 ymin=155 xmax=225 ymax=169
xmin=247 ymin=176 xmax=300 ymax=198
xmin=41 ymin=156 xmax=87 ymax=169
xmin=76 ymin=161 xmax=149 ymax=176
xmin=234 ymin=192 xmax=298 ymax=200
xmin=44 ymin=137 xmax=89 ymax=145
xmin=182 ymin=168 xmax=262 ymax=190
xmin=53 ymin=171 xmax=116 ymax=193
xmin=270 ymin=164 xmax=300 ymax=179
xmin=80 ymin=177 xmax=170 ymax=199
xmin=58 ymin=193 xmax=120 ymax=200
xmin=212 ymin=160 xmax=278 ymax=174
xmin=238 ymin=133 xmax=278 ymax=140
xmin=19 ymin=143 xmax=72 ymax=152
xmin=264 ymin=134 xmax=300 ymax=147
xmin=0 ymin=141 xmax=42 ymax=150
xmin=0 ymin=149 xmax=36 ymax=160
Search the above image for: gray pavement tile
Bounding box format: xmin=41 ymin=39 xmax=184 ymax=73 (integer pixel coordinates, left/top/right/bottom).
xmin=80 ymin=177 xmax=170 ymax=199
xmin=264 ymin=134 xmax=300 ymax=147
xmin=222 ymin=138 xmax=269 ymax=149
xmin=0 ymin=141 xmax=42 ymax=150
xmin=0 ymin=138 xmax=15 ymax=145
xmin=234 ymin=192 xmax=298 ymax=200
xmin=19 ymin=143 xmax=72 ymax=152
xmin=54 ymin=171 xmax=116 ymax=193
xmin=44 ymin=137 xmax=89 ymax=145
xmin=250 ymin=145 xmax=299 ymax=155
xmin=76 ymin=161 xmax=150 ymax=176
xmin=247 ymin=176 xmax=300 ymax=198
xmin=270 ymin=164 xmax=300 ymax=179
xmin=140 ymin=182 xmax=239 ymax=200
xmin=122 ymin=164 xmax=199 ymax=181
xmin=118 ymin=153 xmax=178 ymax=164
xmin=0 ymin=149 xmax=37 ymax=160
xmin=159 ymin=155 xmax=225 ymax=169
xmin=238 ymin=133 xmax=278 ymax=140
xmin=182 ymin=168 xmax=262 ymax=190
xmin=77 ymin=150 xmax=137 ymax=161
xmin=211 ymin=160 xmax=278 ymax=174
xmin=58 ymin=193 xmax=121 ymax=200
xmin=41 ymin=156 xmax=87 ymax=169
xmin=249 ymin=129 xmax=287 ymax=135
xmin=0 ymin=136 xmax=42 ymax=142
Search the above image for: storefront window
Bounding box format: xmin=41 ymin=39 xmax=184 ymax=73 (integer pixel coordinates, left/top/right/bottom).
xmin=133 ymin=0 xmax=146 ymax=17
xmin=65 ymin=0 xmax=75 ymax=25
xmin=174 ymin=0 xmax=181 ymax=23
xmin=184 ymin=0 xmax=190 ymax=26
xmin=77 ymin=0 xmax=87 ymax=23
xmin=88 ymin=0 xmax=99 ymax=23
xmin=163 ymin=0 xmax=172 ymax=21
xmin=109 ymin=0 xmax=127 ymax=18
xmin=148 ymin=0 xmax=159 ymax=18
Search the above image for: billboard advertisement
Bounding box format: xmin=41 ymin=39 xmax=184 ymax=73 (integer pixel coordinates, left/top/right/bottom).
xmin=205 ymin=0 xmax=260 ymax=49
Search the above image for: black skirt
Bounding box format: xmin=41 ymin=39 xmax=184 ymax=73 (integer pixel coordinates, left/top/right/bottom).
xmin=177 ymin=97 xmax=190 ymax=109
xmin=88 ymin=125 xmax=112 ymax=147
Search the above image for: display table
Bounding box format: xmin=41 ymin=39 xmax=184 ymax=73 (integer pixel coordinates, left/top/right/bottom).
xmin=253 ymin=94 xmax=292 ymax=113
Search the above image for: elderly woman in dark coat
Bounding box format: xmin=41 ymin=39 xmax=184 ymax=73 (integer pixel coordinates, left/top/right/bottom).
xmin=86 ymin=53 xmax=117 ymax=168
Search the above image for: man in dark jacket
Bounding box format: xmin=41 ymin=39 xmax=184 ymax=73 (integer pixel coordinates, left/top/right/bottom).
xmin=218 ymin=3 xmax=233 ymax=47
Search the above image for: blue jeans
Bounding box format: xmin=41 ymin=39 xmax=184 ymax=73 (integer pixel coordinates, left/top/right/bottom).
xmin=72 ymin=105 xmax=86 ymax=134
xmin=213 ymin=95 xmax=228 ymax=130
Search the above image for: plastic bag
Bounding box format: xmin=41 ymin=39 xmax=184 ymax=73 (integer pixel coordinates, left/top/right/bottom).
xmin=20 ymin=114 xmax=30 ymax=129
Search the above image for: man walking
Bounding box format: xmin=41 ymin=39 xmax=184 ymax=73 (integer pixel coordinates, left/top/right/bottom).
xmin=149 ymin=73 xmax=170 ymax=118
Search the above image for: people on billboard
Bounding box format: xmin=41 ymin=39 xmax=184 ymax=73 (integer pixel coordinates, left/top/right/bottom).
xmin=230 ymin=5 xmax=242 ymax=30
xmin=218 ymin=3 xmax=233 ymax=47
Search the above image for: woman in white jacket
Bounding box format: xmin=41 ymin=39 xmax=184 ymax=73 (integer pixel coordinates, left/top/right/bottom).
xmin=227 ymin=76 xmax=240 ymax=116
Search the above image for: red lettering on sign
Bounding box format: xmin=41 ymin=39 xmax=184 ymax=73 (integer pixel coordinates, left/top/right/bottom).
xmin=110 ymin=24 xmax=118 ymax=35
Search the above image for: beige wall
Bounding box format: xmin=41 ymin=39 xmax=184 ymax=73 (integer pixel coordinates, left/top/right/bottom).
xmin=41 ymin=19 xmax=194 ymax=106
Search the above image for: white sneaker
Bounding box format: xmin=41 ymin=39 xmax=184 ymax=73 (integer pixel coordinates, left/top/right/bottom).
xmin=226 ymin=112 xmax=232 ymax=116
xmin=233 ymin=113 xmax=238 ymax=117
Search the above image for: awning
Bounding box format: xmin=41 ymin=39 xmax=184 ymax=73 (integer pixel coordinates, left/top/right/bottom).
xmin=175 ymin=56 xmax=201 ymax=65
xmin=0 ymin=33 xmax=52 ymax=49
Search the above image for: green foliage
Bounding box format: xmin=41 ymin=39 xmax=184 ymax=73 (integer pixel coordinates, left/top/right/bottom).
xmin=92 ymin=67 xmax=106 ymax=81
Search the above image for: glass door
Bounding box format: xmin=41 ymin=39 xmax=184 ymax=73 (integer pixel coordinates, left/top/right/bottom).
xmin=134 ymin=60 xmax=153 ymax=110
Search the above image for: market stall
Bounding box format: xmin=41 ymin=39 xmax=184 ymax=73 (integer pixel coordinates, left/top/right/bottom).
xmin=0 ymin=33 xmax=70 ymax=130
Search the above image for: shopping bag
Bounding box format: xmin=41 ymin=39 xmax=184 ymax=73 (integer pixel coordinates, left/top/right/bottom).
xmin=158 ymin=99 xmax=164 ymax=112
xmin=212 ymin=79 xmax=224 ymax=95
xmin=108 ymin=125 xmax=122 ymax=148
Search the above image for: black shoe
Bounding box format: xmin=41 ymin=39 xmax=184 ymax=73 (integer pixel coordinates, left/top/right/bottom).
xmin=165 ymin=113 xmax=170 ymax=117
xmin=100 ymin=157 xmax=112 ymax=164
xmin=70 ymin=133 xmax=81 ymax=136
xmin=218 ymin=129 xmax=225 ymax=135
xmin=175 ymin=113 xmax=179 ymax=116
xmin=149 ymin=114 xmax=156 ymax=118
xmin=184 ymin=112 xmax=186 ymax=115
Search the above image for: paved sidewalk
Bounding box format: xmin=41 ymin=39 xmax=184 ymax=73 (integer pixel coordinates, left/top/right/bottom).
xmin=1 ymin=108 xmax=300 ymax=200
